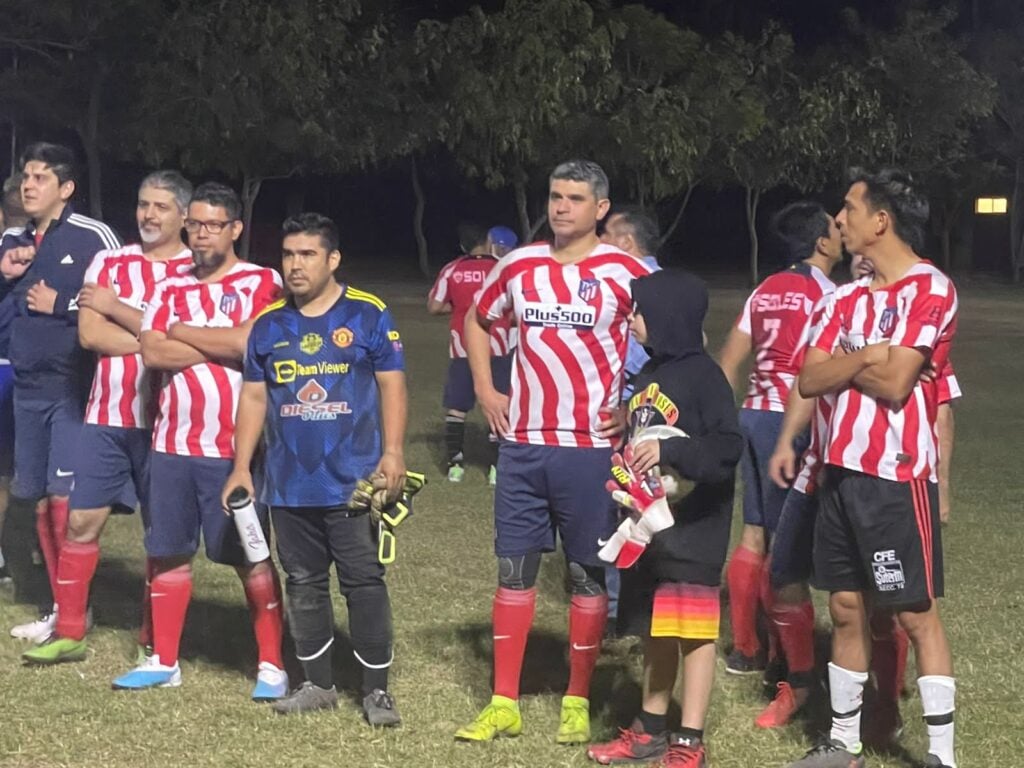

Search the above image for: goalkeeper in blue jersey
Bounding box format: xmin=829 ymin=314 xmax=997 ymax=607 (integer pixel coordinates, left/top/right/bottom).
xmin=222 ymin=212 xmax=408 ymax=724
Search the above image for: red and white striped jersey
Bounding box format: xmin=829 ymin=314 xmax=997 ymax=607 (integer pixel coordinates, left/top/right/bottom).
xmin=83 ymin=245 xmax=193 ymax=429
xmin=736 ymin=263 xmax=835 ymax=412
xmin=429 ymin=254 xmax=514 ymax=357
xmin=811 ymin=261 xmax=958 ymax=482
xmin=142 ymin=261 xmax=283 ymax=458
xmin=476 ymin=242 xmax=651 ymax=447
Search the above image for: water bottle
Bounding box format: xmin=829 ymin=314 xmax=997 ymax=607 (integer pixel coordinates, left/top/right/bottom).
xmin=226 ymin=487 xmax=270 ymax=564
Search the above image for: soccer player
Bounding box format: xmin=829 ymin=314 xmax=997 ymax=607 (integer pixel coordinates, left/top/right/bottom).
xmin=587 ymin=269 xmax=742 ymax=768
xmin=785 ymin=169 xmax=958 ymax=768
xmin=1 ymin=143 xmax=120 ymax=642
xmin=224 ymin=212 xmax=408 ymax=723
xmin=22 ymin=171 xmax=194 ymax=665
xmin=428 ymin=223 xmax=516 ymax=483
xmin=110 ymin=182 xmax=286 ymax=699
xmin=715 ymin=201 xmax=842 ymax=674
xmin=454 ymin=159 xmax=650 ymax=744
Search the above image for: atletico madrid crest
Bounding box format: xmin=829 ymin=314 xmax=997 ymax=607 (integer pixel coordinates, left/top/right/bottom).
xmin=578 ymin=277 xmax=599 ymax=302
xmin=219 ymin=290 xmax=239 ymax=316
xmin=878 ymin=306 xmax=898 ymax=337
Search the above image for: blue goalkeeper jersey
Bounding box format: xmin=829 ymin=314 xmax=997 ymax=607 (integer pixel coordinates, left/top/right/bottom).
xmin=244 ymin=285 xmax=405 ymax=507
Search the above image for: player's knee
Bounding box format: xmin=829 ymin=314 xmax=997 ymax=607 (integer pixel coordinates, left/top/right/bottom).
xmin=740 ymin=524 xmax=765 ymax=551
xmin=775 ymin=581 xmax=809 ymax=605
xmin=896 ymin=601 xmax=939 ymax=637
xmin=829 ymin=590 xmax=865 ymax=628
xmin=67 ymin=508 xmax=106 ymax=543
xmin=497 ymin=553 xmax=541 ymax=590
xmin=567 ymin=561 xmax=605 ymax=596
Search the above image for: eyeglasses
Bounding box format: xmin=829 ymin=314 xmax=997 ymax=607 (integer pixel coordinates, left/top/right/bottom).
xmin=184 ymin=218 xmax=235 ymax=234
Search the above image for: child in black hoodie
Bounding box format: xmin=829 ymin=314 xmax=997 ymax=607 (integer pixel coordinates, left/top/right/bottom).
xmin=588 ymin=269 xmax=743 ymax=768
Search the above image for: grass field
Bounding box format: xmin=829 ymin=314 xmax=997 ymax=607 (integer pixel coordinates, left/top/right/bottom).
xmin=1 ymin=280 xmax=1021 ymax=768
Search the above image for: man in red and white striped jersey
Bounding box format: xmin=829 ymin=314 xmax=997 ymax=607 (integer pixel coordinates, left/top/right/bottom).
xmin=716 ymin=201 xmax=843 ymax=675
xmin=454 ymin=160 xmax=650 ymax=745
xmin=110 ymin=182 xmax=287 ymax=700
xmin=428 ymin=222 xmax=516 ymax=483
xmin=786 ymin=169 xmax=959 ymax=768
xmin=21 ymin=171 xmax=194 ymax=666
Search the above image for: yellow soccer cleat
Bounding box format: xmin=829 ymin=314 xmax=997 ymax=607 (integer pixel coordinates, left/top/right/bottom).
xmin=454 ymin=695 xmax=523 ymax=741
xmin=556 ymin=695 xmax=591 ymax=744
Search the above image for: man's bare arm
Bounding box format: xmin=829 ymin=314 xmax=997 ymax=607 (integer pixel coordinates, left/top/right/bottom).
xmin=168 ymin=320 xmax=254 ymax=362
xmin=936 ymin=402 xmax=955 ymax=524
xmin=427 ymin=297 xmax=451 ymax=315
xmin=140 ymin=329 xmax=207 ymax=370
xmin=716 ymin=325 xmax=751 ymax=393
xmin=799 ymin=344 xmax=883 ymax=397
xmin=79 ymin=306 xmax=140 ymax=356
xmin=851 ymin=346 xmax=928 ymax=402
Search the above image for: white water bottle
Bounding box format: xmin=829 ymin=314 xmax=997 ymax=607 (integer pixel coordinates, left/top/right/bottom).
xmin=227 ymin=487 xmax=271 ymax=564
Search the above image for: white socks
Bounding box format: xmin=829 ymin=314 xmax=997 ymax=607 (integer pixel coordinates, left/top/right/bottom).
xmin=828 ymin=662 xmax=868 ymax=753
xmin=919 ymin=675 xmax=957 ymax=767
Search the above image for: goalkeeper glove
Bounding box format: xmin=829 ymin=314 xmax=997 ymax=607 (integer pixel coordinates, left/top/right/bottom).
xmin=599 ymin=446 xmax=674 ymax=569
xmin=350 ymin=471 xmax=427 ymax=564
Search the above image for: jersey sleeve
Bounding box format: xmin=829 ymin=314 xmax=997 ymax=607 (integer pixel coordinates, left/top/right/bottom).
xmin=810 ymin=293 xmax=841 ymax=353
xmin=250 ymin=269 xmax=283 ymax=316
xmin=935 ymin=360 xmax=961 ymax=404
xmin=142 ymin=280 xmax=173 ymax=334
xmin=476 ymin=258 xmax=511 ymax=322
xmin=429 ymin=261 xmax=454 ymax=304
xmin=792 ymin=292 xmax=832 ymax=368
xmin=83 ymin=249 xmax=110 ymax=286
xmin=368 ymin=308 xmax=405 ymax=372
xmin=735 ymin=293 xmax=754 ymax=335
xmin=889 ymin=277 xmax=956 ymax=352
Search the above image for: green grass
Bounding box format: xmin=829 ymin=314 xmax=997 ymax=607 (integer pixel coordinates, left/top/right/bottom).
xmin=1 ymin=282 xmax=1022 ymax=767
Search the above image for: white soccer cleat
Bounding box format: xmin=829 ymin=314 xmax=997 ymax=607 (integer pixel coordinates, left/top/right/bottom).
xmin=10 ymin=605 xmax=58 ymax=644
xmin=252 ymin=661 xmax=289 ymax=701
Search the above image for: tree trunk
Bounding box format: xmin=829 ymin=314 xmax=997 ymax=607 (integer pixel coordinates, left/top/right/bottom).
xmin=745 ymin=185 xmax=761 ymax=286
xmin=658 ymin=183 xmax=696 ymax=248
xmin=513 ymin=176 xmax=531 ymax=243
xmin=941 ymin=224 xmax=952 ymax=274
xmin=410 ymin=155 xmax=429 ymax=277
xmin=1012 ymin=157 xmax=1024 ymax=283
xmin=240 ymin=175 xmax=262 ymax=261
xmin=77 ymin=66 xmax=106 ymax=220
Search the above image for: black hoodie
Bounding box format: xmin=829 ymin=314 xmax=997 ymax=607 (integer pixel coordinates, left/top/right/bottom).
xmin=624 ymin=269 xmax=743 ymax=585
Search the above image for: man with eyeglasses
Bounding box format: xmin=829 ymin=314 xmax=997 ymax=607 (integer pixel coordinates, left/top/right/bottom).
xmin=110 ymin=182 xmax=288 ymax=700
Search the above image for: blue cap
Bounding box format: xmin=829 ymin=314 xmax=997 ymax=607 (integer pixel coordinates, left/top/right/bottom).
xmin=488 ymin=225 xmax=519 ymax=250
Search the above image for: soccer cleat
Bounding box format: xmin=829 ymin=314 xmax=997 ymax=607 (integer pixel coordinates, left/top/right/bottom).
xmin=112 ymin=655 xmax=182 ymax=690
xmin=447 ymin=464 xmax=465 ymax=483
xmin=756 ymin=682 xmax=803 ymax=729
xmin=10 ymin=608 xmax=57 ymax=644
xmin=272 ymin=681 xmax=339 ymax=715
xmin=363 ymin=688 xmax=402 ymax=727
xmin=21 ymin=636 xmax=88 ymax=665
xmin=587 ymin=720 xmax=667 ymax=764
xmin=556 ymin=695 xmax=591 ymax=744
xmin=784 ymin=739 xmax=865 ymax=768
xmin=454 ymin=695 xmax=522 ymax=741
xmin=725 ymin=649 xmax=765 ymax=675
xmin=488 ymin=465 xmax=497 ymax=487
xmin=251 ymin=661 xmax=289 ymax=701
xmin=657 ymin=735 xmax=706 ymax=768
xmin=922 ymin=755 xmax=952 ymax=768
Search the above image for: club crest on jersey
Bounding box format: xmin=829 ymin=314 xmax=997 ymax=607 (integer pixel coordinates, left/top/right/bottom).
xmin=300 ymin=332 xmax=323 ymax=355
xmin=332 ymin=327 xmax=354 ymax=348
xmin=578 ymin=277 xmax=600 ymax=302
xmin=878 ymin=306 xmax=898 ymax=337
xmin=219 ymin=289 xmax=239 ymax=315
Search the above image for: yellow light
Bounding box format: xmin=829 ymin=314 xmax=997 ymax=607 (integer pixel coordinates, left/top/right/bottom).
xmin=994 ymin=198 xmax=1008 ymax=214
xmin=976 ymin=197 xmax=1008 ymax=215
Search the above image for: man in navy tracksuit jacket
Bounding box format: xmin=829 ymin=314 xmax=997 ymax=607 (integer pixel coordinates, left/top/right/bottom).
xmin=0 ymin=143 xmax=119 ymax=639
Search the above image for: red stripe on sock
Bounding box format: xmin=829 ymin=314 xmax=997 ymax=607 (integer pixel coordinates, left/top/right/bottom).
xmin=492 ymin=587 xmax=536 ymax=700
xmin=566 ymin=593 xmax=608 ymax=698
xmin=727 ymin=546 xmax=764 ymax=656
xmin=35 ymin=500 xmax=58 ymax=591
xmin=54 ymin=540 xmax=100 ymax=641
xmin=243 ymin=565 xmax=284 ymax=669
xmin=771 ymin=600 xmax=815 ymax=676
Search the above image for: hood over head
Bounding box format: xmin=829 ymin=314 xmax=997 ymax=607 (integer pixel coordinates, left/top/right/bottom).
xmin=631 ymin=269 xmax=707 ymax=360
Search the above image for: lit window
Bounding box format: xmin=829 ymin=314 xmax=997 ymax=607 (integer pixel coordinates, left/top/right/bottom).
xmin=976 ymin=197 xmax=1008 ymax=215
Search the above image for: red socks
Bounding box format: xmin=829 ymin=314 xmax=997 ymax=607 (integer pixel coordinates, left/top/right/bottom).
xmin=54 ymin=540 xmax=100 ymax=640
xmin=727 ymin=545 xmax=764 ymax=657
xmin=771 ymin=600 xmax=816 ymax=678
xmin=138 ymin=557 xmax=156 ymax=648
xmin=242 ymin=566 xmax=285 ymax=669
xmin=566 ymin=594 xmax=608 ymax=698
xmin=492 ymin=587 xmax=536 ymax=699
xmin=151 ymin=564 xmax=192 ymax=666
xmin=34 ymin=499 xmax=58 ymax=590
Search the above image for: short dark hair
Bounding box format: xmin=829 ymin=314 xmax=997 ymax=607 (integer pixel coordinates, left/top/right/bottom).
xmin=847 ymin=167 xmax=929 ymax=251
xmin=282 ymin=212 xmax=340 ymax=254
xmin=457 ymin=221 xmax=488 ymax=253
xmin=611 ymin=205 xmax=660 ymax=256
xmin=771 ymin=201 xmax=832 ymax=265
xmin=20 ymin=142 xmax=77 ymax=186
xmin=550 ymin=159 xmax=610 ymax=200
xmin=190 ymin=182 xmax=242 ymax=221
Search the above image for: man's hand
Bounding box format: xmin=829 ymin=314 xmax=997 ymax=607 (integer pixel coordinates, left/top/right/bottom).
xmin=768 ymin=443 xmax=798 ymax=489
xmin=220 ymin=467 xmax=255 ymax=514
xmin=478 ymin=387 xmax=510 ymax=437
xmin=77 ymin=283 xmax=122 ymax=316
xmin=374 ymin=450 xmax=406 ymax=503
xmin=27 ymin=279 xmax=58 ymax=315
xmin=0 ymin=245 xmax=35 ymax=280
xmin=596 ymin=405 xmax=626 ymax=448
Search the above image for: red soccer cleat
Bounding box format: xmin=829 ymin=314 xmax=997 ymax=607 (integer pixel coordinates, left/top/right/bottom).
xmin=755 ymin=682 xmax=803 ymax=729
xmin=587 ymin=721 xmax=668 ymax=765
xmin=657 ymin=736 xmax=706 ymax=768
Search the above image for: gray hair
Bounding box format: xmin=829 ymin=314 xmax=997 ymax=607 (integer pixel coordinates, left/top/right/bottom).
xmin=140 ymin=170 xmax=193 ymax=213
xmin=550 ymin=159 xmax=610 ymax=201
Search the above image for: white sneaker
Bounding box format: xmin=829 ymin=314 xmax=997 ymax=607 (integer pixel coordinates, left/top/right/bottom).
xmin=11 ymin=605 xmax=58 ymax=643
xmin=252 ymin=661 xmax=289 ymax=701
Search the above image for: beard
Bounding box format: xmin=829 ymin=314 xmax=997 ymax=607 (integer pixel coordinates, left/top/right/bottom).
xmin=192 ymin=247 xmax=228 ymax=271
xmin=139 ymin=226 xmax=163 ymax=244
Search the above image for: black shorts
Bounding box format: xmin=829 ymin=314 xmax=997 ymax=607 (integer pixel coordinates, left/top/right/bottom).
xmin=813 ymin=466 xmax=943 ymax=608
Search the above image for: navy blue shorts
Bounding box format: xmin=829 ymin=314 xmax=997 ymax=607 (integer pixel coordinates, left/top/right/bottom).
xmin=0 ymin=364 xmax=13 ymax=478
xmin=443 ymin=354 xmax=513 ymax=412
xmin=493 ymin=442 xmax=615 ymax=566
xmin=11 ymin=391 xmax=84 ymax=499
xmin=739 ymin=408 xmax=807 ymax=533
xmin=70 ymin=424 xmax=150 ymax=513
xmin=146 ymin=452 xmax=264 ymax=566
xmin=770 ymin=487 xmax=817 ymax=589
